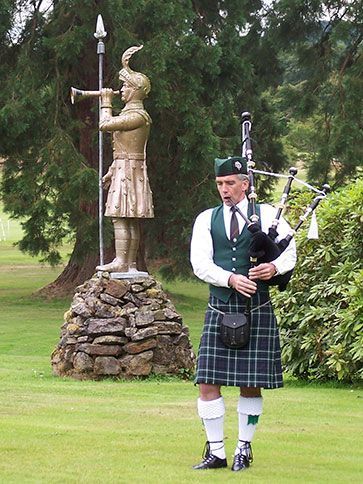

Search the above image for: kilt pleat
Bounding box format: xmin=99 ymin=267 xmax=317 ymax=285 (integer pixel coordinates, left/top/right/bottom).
xmin=195 ymin=291 xmax=283 ymax=389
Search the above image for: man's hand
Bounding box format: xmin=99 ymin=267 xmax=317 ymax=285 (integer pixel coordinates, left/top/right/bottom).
xmin=229 ymin=274 xmax=257 ymax=298
xmin=249 ymin=263 xmax=277 ymax=281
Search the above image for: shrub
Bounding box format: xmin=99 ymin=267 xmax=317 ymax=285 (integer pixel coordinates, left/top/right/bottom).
xmin=273 ymin=179 xmax=363 ymax=382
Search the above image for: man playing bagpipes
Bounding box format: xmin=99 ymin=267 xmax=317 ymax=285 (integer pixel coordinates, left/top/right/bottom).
xmin=190 ymin=155 xmax=297 ymax=471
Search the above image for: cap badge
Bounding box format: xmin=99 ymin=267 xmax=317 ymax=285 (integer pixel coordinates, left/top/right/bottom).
xmin=234 ymin=161 xmax=242 ymax=170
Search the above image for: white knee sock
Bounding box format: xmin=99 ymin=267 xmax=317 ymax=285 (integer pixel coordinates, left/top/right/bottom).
xmin=235 ymin=396 xmax=263 ymax=455
xmin=197 ymin=397 xmax=226 ymax=459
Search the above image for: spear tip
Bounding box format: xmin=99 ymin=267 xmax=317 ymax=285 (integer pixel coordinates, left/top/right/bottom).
xmin=94 ymin=14 xmax=107 ymax=40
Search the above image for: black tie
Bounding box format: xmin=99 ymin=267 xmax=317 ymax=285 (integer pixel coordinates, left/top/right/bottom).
xmin=230 ymin=206 xmax=239 ymax=241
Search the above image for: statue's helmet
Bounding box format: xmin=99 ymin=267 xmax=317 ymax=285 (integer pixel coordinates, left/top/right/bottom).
xmin=118 ymin=45 xmax=151 ymax=97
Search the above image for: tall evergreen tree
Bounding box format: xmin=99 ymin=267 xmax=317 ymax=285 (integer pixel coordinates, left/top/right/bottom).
xmin=0 ymin=0 xmax=286 ymax=293
xmin=265 ymin=0 xmax=363 ymax=186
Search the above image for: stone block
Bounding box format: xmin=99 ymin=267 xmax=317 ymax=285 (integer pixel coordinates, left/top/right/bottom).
xmin=125 ymin=326 xmax=158 ymax=341
xmin=153 ymin=309 xmax=166 ymax=321
xmin=173 ymin=345 xmax=195 ymax=371
xmin=130 ymin=283 xmax=144 ymax=293
xmin=123 ymin=292 xmax=142 ymax=307
xmin=136 ymin=277 xmax=155 ymax=289
xmin=73 ymin=352 xmax=94 ymax=372
xmin=152 ymin=335 xmax=194 ymax=373
xmin=135 ymin=311 xmax=154 ymax=327
xmin=94 ymin=356 xmax=121 ymax=375
xmin=93 ymin=335 xmax=128 ymax=345
xmin=119 ymin=351 xmax=153 ymax=376
xmin=172 ymin=333 xmax=190 ymax=348
xmin=164 ymin=308 xmax=182 ymax=321
xmin=86 ymin=318 xmax=126 ymax=335
xmin=71 ymin=300 xmax=93 ymax=318
xmin=152 ymin=336 xmax=174 ymax=366
xmin=123 ymin=338 xmax=157 ymax=354
xmin=67 ymin=323 xmax=81 ymax=335
xmin=100 ymin=293 xmax=120 ymax=306
xmin=148 ymin=302 xmax=161 ymax=311
xmin=51 ymin=347 xmax=74 ymax=375
xmin=153 ymin=322 xmax=182 ymax=335
xmin=124 ymin=302 xmax=137 ymax=310
xmin=77 ymin=343 xmax=122 ymax=357
xmin=66 ymin=337 xmax=77 ymax=344
xmin=104 ymin=279 xmax=130 ymax=298
xmin=94 ymin=300 xmax=122 ymax=318
xmin=77 ymin=336 xmax=88 ymax=343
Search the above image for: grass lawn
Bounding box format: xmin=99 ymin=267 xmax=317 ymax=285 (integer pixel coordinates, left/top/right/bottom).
xmin=0 ymin=209 xmax=362 ymax=483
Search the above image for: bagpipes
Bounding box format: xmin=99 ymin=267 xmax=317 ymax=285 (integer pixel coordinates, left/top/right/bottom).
xmin=233 ymin=112 xmax=330 ymax=291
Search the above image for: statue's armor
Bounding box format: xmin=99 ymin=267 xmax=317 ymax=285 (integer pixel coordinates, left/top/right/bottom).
xmin=100 ymin=102 xmax=154 ymax=218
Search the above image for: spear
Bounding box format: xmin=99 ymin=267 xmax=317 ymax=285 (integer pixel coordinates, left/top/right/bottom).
xmin=94 ymin=14 xmax=107 ymax=267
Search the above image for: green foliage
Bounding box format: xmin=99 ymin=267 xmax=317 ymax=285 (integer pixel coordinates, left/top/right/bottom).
xmin=267 ymin=1 xmax=363 ymax=186
xmin=0 ymin=1 xmax=102 ymax=267
xmin=274 ymin=179 xmax=363 ymax=382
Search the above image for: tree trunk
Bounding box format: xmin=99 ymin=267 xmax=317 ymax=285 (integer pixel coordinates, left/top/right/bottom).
xmin=36 ymin=232 xmax=148 ymax=298
xmin=35 ymin=242 xmax=115 ymax=298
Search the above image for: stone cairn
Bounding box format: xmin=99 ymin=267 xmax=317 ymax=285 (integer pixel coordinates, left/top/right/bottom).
xmin=51 ymin=273 xmax=196 ymax=379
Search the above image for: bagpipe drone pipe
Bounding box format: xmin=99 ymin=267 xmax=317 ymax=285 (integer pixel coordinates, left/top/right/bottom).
xmin=237 ymin=112 xmax=330 ymax=291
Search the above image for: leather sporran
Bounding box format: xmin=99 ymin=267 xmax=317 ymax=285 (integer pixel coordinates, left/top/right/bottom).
xmin=219 ymin=312 xmax=250 ymax=349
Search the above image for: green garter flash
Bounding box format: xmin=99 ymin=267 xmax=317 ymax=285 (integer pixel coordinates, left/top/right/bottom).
xmin=247 ymin=415 xmax=260 ymax=425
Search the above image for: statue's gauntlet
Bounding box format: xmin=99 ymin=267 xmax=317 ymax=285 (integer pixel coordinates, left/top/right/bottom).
xmin=102 ymin=169 xmax=113 ymax=189
xmin=100 ymin=88 xmax=114 ymax=109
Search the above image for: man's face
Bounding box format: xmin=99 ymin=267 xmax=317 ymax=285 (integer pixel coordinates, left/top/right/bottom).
xmin=121 ymin=82 xmax=136 ymax=103
xmin=216 ymin=174 xmax=249 ymax=206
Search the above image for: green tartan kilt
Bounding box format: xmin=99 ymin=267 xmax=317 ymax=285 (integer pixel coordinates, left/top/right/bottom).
xmin=195 ymin=291 xmax=283 ymax=389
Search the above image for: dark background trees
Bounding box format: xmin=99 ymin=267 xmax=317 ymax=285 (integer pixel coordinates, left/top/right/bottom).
xmin=266 ymin=0 xmax=363 ymax=184
xmin=0 ymin=0 xmax=361 ymax=294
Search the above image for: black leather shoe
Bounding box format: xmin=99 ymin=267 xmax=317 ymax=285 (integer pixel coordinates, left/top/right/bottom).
xmin=193 ymin=441 xmax=227 ymax=470
xmin=231 ymin=441 xmax=253 ymax=472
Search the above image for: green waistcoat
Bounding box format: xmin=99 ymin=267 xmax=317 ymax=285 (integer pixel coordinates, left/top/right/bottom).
xmin=209 ymin=203 xmax=268 ymax=302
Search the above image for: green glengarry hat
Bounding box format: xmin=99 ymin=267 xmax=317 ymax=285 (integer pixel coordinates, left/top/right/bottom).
xmin=214 ymin=156 xmax=248 ymax=177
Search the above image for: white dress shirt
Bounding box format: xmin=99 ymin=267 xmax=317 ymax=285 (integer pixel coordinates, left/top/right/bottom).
xmin=190 ymin=197 xmax=297 ymax=288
